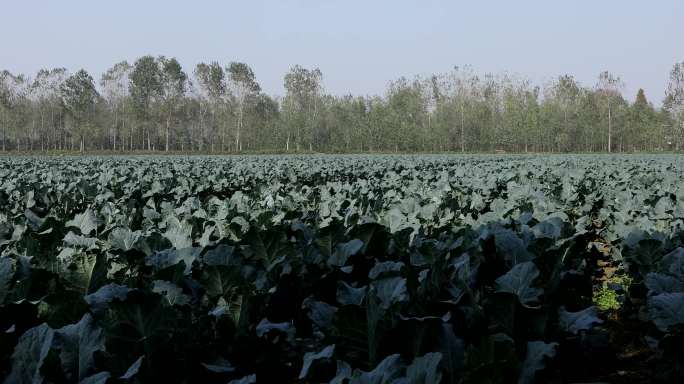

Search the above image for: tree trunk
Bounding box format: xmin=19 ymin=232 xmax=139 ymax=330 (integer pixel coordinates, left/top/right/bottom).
xmin=460 ymin=101 xmax=465 ymax=152
xmin=165 ymin=115 xmax=170 ymax=152
xmin=30 ymin=118 xmax=34 ymax=151
xmin=607 ymin=104 xmax=612 ymax=153
xmin=113 ymin=106 xmax=118 ymax=151
xmin=40 ymin=110 xmax=45 ymax=151
xmin=236 ymin=103 xmax=242 ymax=152
xmin=50 ymin=108 xmax=55 ymax=150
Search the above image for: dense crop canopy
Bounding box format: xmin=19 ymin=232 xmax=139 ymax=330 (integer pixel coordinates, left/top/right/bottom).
xmin=1 ymin=154 xmax=683 ymax=383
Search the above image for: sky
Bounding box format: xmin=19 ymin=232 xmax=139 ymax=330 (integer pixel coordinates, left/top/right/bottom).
xmin=1 ymin=0 xmax=682 ymax=104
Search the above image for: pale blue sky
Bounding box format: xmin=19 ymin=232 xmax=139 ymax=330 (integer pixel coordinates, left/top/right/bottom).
xmin=1 ymin=0 xmax=682 ymax=104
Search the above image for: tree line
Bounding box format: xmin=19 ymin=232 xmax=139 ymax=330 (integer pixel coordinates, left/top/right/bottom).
xmin=1 ymin=57 xmax=683 ymax=153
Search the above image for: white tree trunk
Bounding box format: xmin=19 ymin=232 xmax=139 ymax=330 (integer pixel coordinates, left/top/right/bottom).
xmin=165 ymin=116 xmax=170 ymax=152
xmin=607 ymin=104 xmax=612 ymax=153
xmin=460 ymin=101 xmax=465 ymax=152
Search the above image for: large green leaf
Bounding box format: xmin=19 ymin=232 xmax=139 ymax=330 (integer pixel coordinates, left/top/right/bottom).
xmin=58 ymin=250 xmax=107 ymax=295
xmin=199 ymin=264 xmax=243 ymax=298
xmin=63 ymin=232 xmax=98 ymax=250
xmin=227 ymin=374 xmax=256 ymax=384
xmin=5 ymin=323 xmax=55 ymax=384
xmin=558 ymin=306 xmax=603 ymax=334
xmin=53 ymin=314 xmax=105 ymax=382
xmin=645 ymin=273 xmax=684 ymax=295
xmin=337 ymin=281 xmax=367 ymax=306
xmin=517 ymin=341 xmax=557 ymax=384
xmin=647 ymin=293 xmax=684 ymax=332
xmin=494 ymin=262 xmax=543 ymax=308
xmin=24 ymin=209 xmax=47 ymax=232
xmin=298 ymin=344 xmax=335 ymax=380
xmin=103 ymin=292 xmax=176 ymax=359
xmin=84 ymin=283 xmax=131 ymax=314
xmin=368 ymin=261 xmax=404 ymax=280
xmin=328 ymin=239 xmax=364 ymax=267
xmin=163 ymin=218 xmax=193 ymax=249
xmin=202 ymin=244 xmax=238 ymax=266
xmin=38 ymin=290 xmax=89 ymax=328
xmin=79 ymin=371 xmax=111 ymax=384
xmin=66 ymin=209 xmax=99 ymax=236
xmin=405 ymin=352 xmax=442 ymax=384
xmin=489 ymin=228 xmax=533 ymax=264
xmin=302 ymin=296 xmax=337 ymax=330
xmin=120 ymin=355 xmax=144 ymax=380
xmin=152 ymin=280 xmax=190 ymax=307
xmin=255 ymin=318 xmax=295 ymax=340
xmin=201 ymin=357 xmax=235 ymax=373
xmin=0 ymin=256 xmax=15 ymax=303
xmin=242 ymin=227 xmax=289 ymax=266
xmin=145 ymin=247 xmax=200 ymax=275
xmin=531 ymin=218 xmax=563 ymax=240
xmin=108 ymin=227 xmax=141 ymax=252
xmin=371 ymin=276 xmax=408 ymax=310
xmin=353 ymin=353 xmax=404 ymax=384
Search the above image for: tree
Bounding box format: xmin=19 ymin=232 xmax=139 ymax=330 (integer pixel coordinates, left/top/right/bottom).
xmin=130 ymin=56 xmax=162 ymax=150
xmin=227 ymin=62 xmax=260 ymax=152
xmin=30 ymin=68 xmax=68 ymax=151
xmin=194 ymin=62 xmax=226 ymax=151
xmin=482 ymin=73 xmax=505 ymax=151
xmin=635 ymin=88 xmax=648 ymax=106
xmin=101 ymin=61 xmax=131 ymax=151
xmin=283 ymin=65 xmax=323 ymax=151
xmin=0 ymin=58 xmax=681 ymax=154
xmin=627 ymin=89 xmax=656 ymax=151
xmin=60 ymin=69 xmax=99 ymax=152
xmin=158 ymin=57 xmax=187 ymax=151
xmin=502 ymin=78 xmax=537 ymax=152
xmin=385 ymin=77 xmax=426 ymax=151
xmin=246 ymin=93 xmax=280 ymax=151
xmin=0 ymin=71 xmax=31 ymax=151
xmin=0 ymin=71 xmax=18 ymax=151
xmin=664 ymin=62 xmax=684 ymax=150
xmin=450 ymin=66 xmax=479 ymax=152
xmin=540 ymin=75 xmax=582 ymax=151
xmin=556 ymin=75 xmax=581 ymax=150
xmin=596 ymin=71 xmax=624 ymax=152
xmin=521 ymin=87 xmax=540 ymax=152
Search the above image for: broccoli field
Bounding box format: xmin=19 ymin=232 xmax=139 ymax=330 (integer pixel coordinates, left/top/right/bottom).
xmin=1 ymin=154 xmax=684 ymax=383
